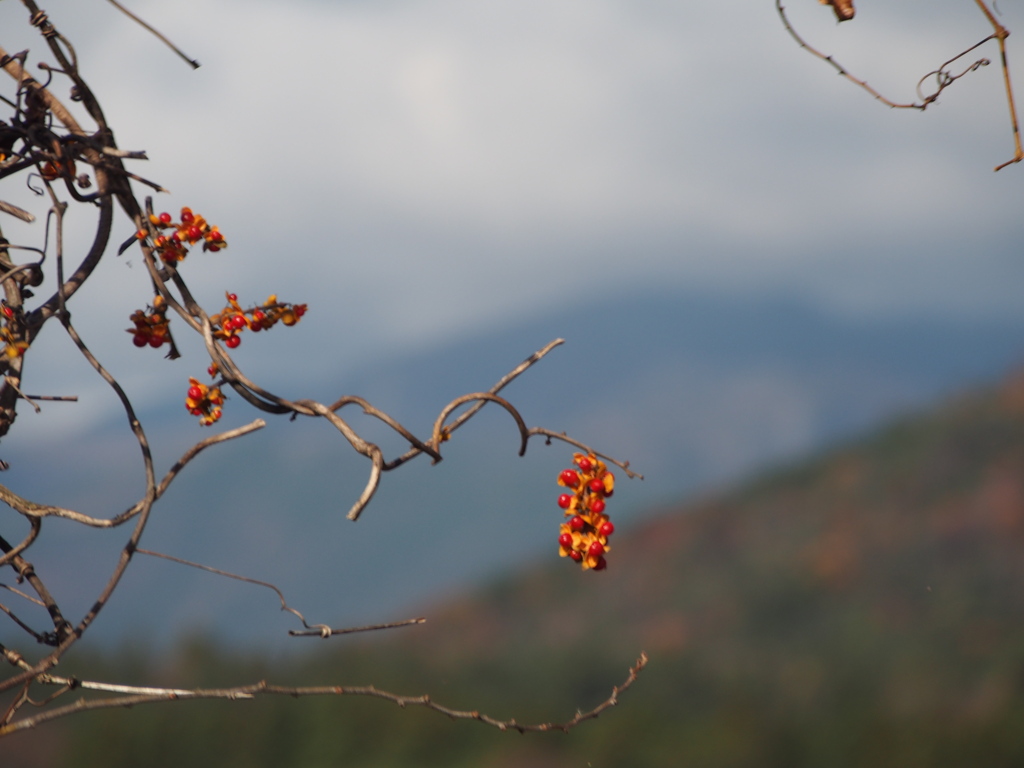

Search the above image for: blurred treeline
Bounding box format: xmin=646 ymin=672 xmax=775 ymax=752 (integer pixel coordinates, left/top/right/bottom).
xmin=10 ymin=373 xmax=1024 ymax=767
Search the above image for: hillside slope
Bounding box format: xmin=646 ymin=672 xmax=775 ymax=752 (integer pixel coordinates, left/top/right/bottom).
xmin=13 ymin=370 xmax=1024 ymax=767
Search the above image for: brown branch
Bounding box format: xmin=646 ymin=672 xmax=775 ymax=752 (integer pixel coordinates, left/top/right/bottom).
xmin=0 ymin=516 xmax=40 ymax=567
xmin=776 ymin=0 xmax=926 ymax=109
xmin=0 ymin=582 xmax=45 ymax=608
xmin=136 ymin=547 xmax=332 ymax=635
xmin=106 ymin=0 xmax=200 ymax=69
xmin=327 ymin=395 xmax=443 ymax=463
xmin=0 ymin=419 xmax=264 ymax=528
xmin=974 ymin=0 xmax=1024 ymax=170
xmin=0 ymin=533 xmax=71 ymax=649
xmin=528 ymin=427 xmax=644 ymax=480
xmin=0 ymin=200 xmax=34 ymax=223
xmin=1 ymin=653 xmax=648 ymax=736
xmin=0 ymin=682 xmax=30 ymax=728
xmin=383 ymin=339 xmax=564 ymax=471
xmin=0 ymin=43 xmax=87 ymax=135
xmin=431 ymin=393 xmax=529 ymax=459
xmin=444 ymin=338 xmax=565 ymax=431
xmin=0 ymin=598 xmax=47 ymax=642
xmin=288 ymin=617 xmax=426 ymax=638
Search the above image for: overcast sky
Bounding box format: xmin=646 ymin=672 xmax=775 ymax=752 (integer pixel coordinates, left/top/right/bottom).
xmin=1 ymin=0 xmax=1023 ymax=434
xmin=4 ymin=0 xmax=1024 ymax=647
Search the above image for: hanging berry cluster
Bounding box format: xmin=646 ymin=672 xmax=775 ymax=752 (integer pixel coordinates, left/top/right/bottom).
xmin=185 ymin=377 xmax=225 ymax=426
xmin=209 ymin=292 xmax=308 ymax=350
xmin=127 ymin=295 xmax=171 ymax=349
xmin=0 ymin=304 xmax=28 ymax=359
xmin=556 ymin=453 xmax=615 ymax=571
xmin=135 ymin=207 xmax=226 ymax=264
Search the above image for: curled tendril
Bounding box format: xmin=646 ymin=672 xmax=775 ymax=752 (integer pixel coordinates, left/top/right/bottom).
xmin=917 ymin=58 xmax=990 ymax=104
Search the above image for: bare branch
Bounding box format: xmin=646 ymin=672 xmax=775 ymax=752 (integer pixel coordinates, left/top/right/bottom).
xmin=529 ymin=427 xmax=644 ymax=480
xmin=289 ymin=617 xmax=426 ymax=638
xmin=431 ymin=392 xmax=530 ymax=459
xmin=106 ymin=0 xmax=200 ymax=69
xmin=136 ymin=547 xmax=330 ymax=635
xmin=1 ymin=653 xmax=649 ymax=736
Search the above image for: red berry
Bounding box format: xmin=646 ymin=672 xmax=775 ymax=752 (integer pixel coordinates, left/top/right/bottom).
xmin=187 ymin=386 xmax=203 ymax=400
xmin=599 ymin=521 xmax=615 ymax=537
xmin=569 ymin=515 xmax=585 ymax=532
xmin=180 ymin=210 xmax=194 ymax=224
xmin=225 ymin=335 xmax=241 ymax=349
xmin=227 ymin=293 xmax=238 ymax=303
xmin=593 ymin=556 xmax=607 ymax=571
xmin=569 ymin=550 xmax=583 ymax=562
xmin=190 ymin=407 xmax=203 ymax=416
xmin=557 ymin=493 xmax=573 ymax=509
xmin=158 ymin=212 xmax=172 ymax=224
xmin=132 ymin=333 xmax=148 ymax=347
xmin=590 ymin=498 xmax=606 ymax=515
xmin=558 ymin=533 xmax=573 ymax=548
xmin=577 ymin=456 xmax=593 ymax=472
xmin=187 ymin=226 xmax=202 ymax=240
xmin=588 ymin=478 xmax=604 ymax=494
xmin=588 ymin=541 xmax=604 ymax=558
xmin=207 ymin=365 xmax=217 ymax=376
xmin=250 ymin=322 xmax=262 ymax=333
xmin=253 ymin=310 xmax=265 ymax=321
xmin=295 ymin=305 xmax=307 ymax=317
xmin=2 ymin=306 xmax=13 ymax=318
xmin=559 ymin=469 xmax=579 ymax=487
xmin=208 ymin=245 xmax=221 ymax=252
xmin=148 ymin=334 xmax=164 ymax=348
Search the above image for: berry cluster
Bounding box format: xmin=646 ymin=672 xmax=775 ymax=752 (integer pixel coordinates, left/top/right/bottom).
xmin=40 ymin=157 xmax=76 ymax=183
xmin=209 ymin=292 xmax=307 ymax=350
xmin=556 ymin=453 xmax=615 ymax=571
xmin=136 ymin=207 xmax=226 ymax=264
xmin=0 ymin=304 xmax=27 ymax=359
xmin=185 ymin=377 xmax=225 ymax=426
xmin=127 ymin=295 xmax=171 ymax=349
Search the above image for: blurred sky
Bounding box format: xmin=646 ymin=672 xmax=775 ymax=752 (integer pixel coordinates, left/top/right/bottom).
xmin=2 ymin=0 xmax=1023 ymax=377
xmin=0 ymin=0 xmax=1020 ymax=445
xmin=2 ymin=0 xmax=1024 ymax=647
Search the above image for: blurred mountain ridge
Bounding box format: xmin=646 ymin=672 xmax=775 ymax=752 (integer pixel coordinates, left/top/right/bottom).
xmin=19 ymin=349 xmax=1024 ymax=767
xmin=7 ymin=287 xmax=1024 ymax=647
